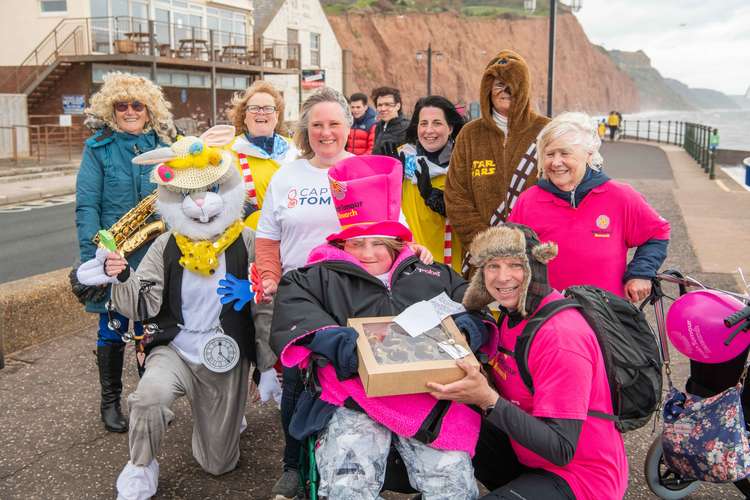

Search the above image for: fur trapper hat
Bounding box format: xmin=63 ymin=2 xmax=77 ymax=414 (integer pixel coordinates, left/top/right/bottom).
xmin=462 ymin=223 xmax=557 ymax=316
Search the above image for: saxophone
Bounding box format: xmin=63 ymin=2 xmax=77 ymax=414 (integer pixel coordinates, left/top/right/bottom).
xmin=92 ymin=191 xmax=166 ymax=256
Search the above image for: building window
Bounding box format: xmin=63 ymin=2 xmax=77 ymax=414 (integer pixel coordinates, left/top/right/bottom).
xmin=310 ymin=33 xmax=320 ymax=67
xmin=207 ymin=7 xmax=247 ymax=47
xmin=41 ymin=0 xmax=67 ymax=13
xmin=287 ymin=29 xmax=299 ymax=63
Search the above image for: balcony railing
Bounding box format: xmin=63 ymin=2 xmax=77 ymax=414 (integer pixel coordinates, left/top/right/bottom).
xmin=2 ymin=16 xmax=301 ymax=94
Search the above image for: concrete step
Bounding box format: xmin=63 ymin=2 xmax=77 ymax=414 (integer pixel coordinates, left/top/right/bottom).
xmin=0 ymin=168 xmax=78 ymax=182
xmin=0 ymin=163 xmax=79 ymax=178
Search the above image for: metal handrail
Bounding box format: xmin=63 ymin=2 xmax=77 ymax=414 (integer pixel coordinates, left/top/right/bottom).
xmin=16 ymin=25 xmax=83 ymax=94
xmin=619 ymin=120 xmax=718 ymax=180
xmin=0 ymin=124 xmax=85 ymax=163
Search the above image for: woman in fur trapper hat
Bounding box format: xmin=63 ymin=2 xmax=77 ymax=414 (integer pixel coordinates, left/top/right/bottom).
xmin=429 ymin=224 xmax=628 ymax=500
xmin=445 ymin=49 xmax=550 ymax=277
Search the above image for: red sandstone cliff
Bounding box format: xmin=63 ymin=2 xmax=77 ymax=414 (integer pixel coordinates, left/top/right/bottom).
xmin=329 ymin=12 xmax=640 ymax=115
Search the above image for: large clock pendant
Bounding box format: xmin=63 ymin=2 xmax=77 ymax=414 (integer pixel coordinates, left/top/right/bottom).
xmin=200 ymin=333 xmax=240 ymax=373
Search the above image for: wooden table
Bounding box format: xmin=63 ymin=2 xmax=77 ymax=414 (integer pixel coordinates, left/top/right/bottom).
xmin=178 ymin=38 xmax=209 ymax=60
xmin=125 ymin=32 xmax=154 ymax=55
xmin=221 ymin=45 xmax=247 ymax=64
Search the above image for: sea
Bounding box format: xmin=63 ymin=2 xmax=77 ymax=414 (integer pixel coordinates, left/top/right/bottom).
xmin=620 ymin=109 xmax=750 ymax=151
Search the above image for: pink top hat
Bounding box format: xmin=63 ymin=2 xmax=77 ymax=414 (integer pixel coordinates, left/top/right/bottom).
xmin=326 ymin=155 xmax=412 ymax=242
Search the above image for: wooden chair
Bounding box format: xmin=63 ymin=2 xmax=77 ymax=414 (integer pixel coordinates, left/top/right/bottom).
xmin=263 ymin=47 xmax=282 ymax=68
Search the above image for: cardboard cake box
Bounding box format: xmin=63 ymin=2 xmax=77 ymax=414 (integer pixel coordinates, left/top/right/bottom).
xmin=349 ymin=315 xmax=479 ymax=397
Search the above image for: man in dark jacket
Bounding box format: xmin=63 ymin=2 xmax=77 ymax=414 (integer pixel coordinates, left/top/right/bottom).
xmin=346 ymin=92 xmax=377 ymax=155
xmin=372 ymin=86 xmax=410 ymax=155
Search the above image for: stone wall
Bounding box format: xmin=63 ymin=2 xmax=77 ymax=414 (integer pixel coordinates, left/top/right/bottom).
xmin=0 ymin=269 xmax=95 ymax=368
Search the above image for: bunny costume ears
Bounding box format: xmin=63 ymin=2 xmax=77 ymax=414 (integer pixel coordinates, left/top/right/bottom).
xmin=133 ymin=125 xmax=236 ymax=192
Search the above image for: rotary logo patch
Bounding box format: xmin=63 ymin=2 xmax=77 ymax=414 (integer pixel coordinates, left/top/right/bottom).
xmin=596 ymin=214 xmax=610 ymax=229
xmin=330 ymin=177 xmax=347 ymax=200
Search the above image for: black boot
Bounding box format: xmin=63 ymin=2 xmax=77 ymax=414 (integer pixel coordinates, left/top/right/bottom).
xmin=97 ymin=343 xmax=128 ymax=433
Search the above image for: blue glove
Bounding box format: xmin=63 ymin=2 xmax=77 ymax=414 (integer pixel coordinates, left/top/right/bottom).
xmin=217 ymin=272 xmax=255 ymax=311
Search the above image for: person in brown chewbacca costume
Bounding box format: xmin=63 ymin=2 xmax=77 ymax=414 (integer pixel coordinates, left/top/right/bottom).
xmin=445 ymin=49 xmax=549 ymax=276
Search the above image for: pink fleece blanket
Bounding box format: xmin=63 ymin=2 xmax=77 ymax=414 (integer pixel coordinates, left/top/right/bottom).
xmin=282 ymin=333 xmax=481 ymax=456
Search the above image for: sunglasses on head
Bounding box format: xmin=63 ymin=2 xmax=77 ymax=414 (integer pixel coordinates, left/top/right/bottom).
xmin=114 ymin=101 xmax=145 ymax=112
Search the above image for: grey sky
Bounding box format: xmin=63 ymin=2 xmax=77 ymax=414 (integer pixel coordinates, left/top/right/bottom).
xmin=573 ymin=0 xmax=750 ymax=95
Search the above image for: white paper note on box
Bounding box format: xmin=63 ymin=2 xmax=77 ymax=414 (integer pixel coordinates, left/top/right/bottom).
xmin=429 ymin=292 xmax=466 ymax=319
xmin=393 ymin=301 xmax=441 ymax=337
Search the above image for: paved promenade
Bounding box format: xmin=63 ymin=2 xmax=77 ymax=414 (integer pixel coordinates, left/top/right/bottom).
xmin=1 ymin=140 xmax=749 ymax=499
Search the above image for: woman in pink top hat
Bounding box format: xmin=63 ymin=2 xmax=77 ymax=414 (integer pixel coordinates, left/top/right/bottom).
xmin=270 ymin=155 xmax=490 ymax=499
xmin=253 ymin=87 xmax=433 ymax=497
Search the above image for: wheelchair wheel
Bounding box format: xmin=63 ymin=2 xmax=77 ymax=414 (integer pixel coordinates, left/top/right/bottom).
xmin=644 ymin=437 xmax=700 ymax=499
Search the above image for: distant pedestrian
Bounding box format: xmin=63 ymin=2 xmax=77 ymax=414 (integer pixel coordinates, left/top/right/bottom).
xmin=371 ymin=86 xmax=410 ymax=155
xmin=607 ymin=111 xmax=621 ymax=141
xmin=709 ymin=128 xmax=720 ymax=152
xmin=74 ymin=71 xmax=175 ymax=433
xmin=346 ymin=92 xmax=377 ymax=155
xmin=597 ymin=119 xmax=607 ymax=139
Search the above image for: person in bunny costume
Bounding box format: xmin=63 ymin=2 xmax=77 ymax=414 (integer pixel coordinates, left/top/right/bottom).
xmin=77 ymin=124 xmax=279 ymax=499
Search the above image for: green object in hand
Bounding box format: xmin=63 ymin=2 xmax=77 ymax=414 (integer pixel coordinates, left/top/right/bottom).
xmin=98 ymin=230 xmax=117 ymax=252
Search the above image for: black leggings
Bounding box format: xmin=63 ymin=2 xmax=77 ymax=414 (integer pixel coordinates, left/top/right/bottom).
xmin=473 ymin=419 xmax=575 ymax=500
xmin=280 ymin=366 xmax=305 ymax=470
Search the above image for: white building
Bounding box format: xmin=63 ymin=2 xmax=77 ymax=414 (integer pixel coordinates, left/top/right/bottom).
xmin=253 ymin=0 xmax=342 ymax=121
xmin=0 ymin=0 xmax=256 ymax=67
xmin=0 ymin=0 xmax=303 ymax=127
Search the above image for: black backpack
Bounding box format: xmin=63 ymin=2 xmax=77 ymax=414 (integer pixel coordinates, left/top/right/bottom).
xmin=511 ymin=285 xmax=663 ymax=433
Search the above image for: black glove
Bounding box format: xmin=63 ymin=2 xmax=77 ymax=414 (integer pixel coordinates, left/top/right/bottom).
xmin=414 ymin=158 xmax=447 ymax=216
xmin=452 ymin=312 xmax=489 ymax=352
xmin=68 ymin=261 xmax=109 ymax=305
xmin=381 ymin=142 xmax=405 ymax=165
xmin=414 ymin=158 xmax=434 ymax=199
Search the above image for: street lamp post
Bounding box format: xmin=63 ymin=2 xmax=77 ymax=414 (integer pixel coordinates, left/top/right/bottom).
xmin=547 ymin=0 xmax=556 ymax=117
xmin=546 ymin=0 xmax=583 ymax=117
xmin=416 ymin=43 xmax=443 ymax=96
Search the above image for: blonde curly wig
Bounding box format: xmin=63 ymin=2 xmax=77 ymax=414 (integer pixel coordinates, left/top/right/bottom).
xmin=85 ymin=71 xmax=175 ymax=142
xmin=228 ymin=80 xmax=287 ymax=136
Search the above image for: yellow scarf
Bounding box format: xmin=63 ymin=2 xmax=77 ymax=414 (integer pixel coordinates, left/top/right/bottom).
xmin=174 ymin=220 xmax=244 ymax=276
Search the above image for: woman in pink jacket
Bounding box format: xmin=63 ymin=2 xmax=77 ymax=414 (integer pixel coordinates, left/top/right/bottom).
xmin=508 ymin=112 xmax=670 ymax=302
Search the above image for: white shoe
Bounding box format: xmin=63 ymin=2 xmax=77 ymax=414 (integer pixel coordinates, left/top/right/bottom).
xmin=116 ymin=459 xmax=159 ymax=500
xmin=240 ymin=415 xmax=248 ymax=434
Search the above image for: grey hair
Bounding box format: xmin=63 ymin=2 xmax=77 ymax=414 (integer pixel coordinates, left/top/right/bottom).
xmin=294 ymin=87 xmax=353 ymax=159
xmin=536 ymin=111 xmax=604 ymax=174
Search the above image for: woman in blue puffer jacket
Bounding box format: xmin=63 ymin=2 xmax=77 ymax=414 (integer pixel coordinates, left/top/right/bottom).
xmin=75 ymin=71 xmax=175 ymax=433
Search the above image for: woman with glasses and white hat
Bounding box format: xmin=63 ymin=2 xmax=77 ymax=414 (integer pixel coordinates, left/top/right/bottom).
xmin=74 ymin=71 xmax=175 ymax=434
xmin=226 ymin=81 xmax=298 ymax=391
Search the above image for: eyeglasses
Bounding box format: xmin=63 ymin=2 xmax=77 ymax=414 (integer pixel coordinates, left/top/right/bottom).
xmin=246 ymin=105 xmax=277 ymax=114
xmin=491 ymin=82 xmax=512 ymax=96
xmin=114 ymin=101 xmax=145 ymax=112
xmin=376 ymin=102 xmax=397 ymax=109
